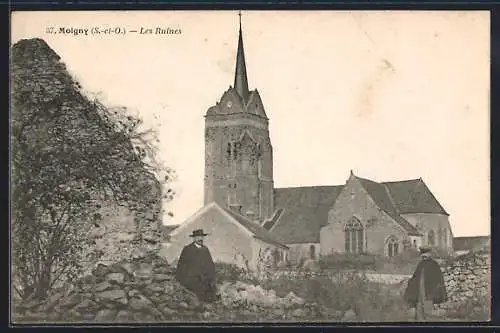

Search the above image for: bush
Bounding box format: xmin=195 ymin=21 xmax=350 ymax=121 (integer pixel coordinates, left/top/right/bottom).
xmin=215 ymin=263 xmax=245 ymax=282
xmin=214 ymin=263 xmax=258 ymax=284
xmin=260 ymin=270 xmax=410 ymax=321
xmin=446 ymin=291 xmax=490 ymax=321
xmin=373 ymin=250 xmax=421 ymax=275
xmin=319 ymin=253 xmax=377 ymax=271
xmin=319 ymin=250 xmax=424 ymax=275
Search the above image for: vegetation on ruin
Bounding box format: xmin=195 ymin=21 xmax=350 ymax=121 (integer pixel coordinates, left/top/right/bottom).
xmin=11 ymin=38 xmax=175 ymax=302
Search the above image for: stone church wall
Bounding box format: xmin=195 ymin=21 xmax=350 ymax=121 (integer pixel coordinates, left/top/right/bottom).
xmin=204 ymin=113 xmax=274 ymax=221
xmin=286 ymin=243 xmax=320 ymax=266
xmin=402 ymin=213 xmax=453 ymax=253
xmin=321 ymin=176 xmax=409 ymax=257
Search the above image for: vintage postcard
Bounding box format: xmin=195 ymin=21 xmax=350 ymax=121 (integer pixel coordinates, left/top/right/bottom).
xmin=10 ymin=10 xmax=490 ymax=324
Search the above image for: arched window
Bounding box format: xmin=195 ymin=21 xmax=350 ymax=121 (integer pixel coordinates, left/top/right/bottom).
xmin=428 ymin=230 xmax=435 ymax=246
xmin=344 ymin=218 xmax=364 ymax=254
xmin=386 ymin=236 xmax=399 ymax=257
xmin=309 ymin=244 xmax=316 ymax=259
xmin=413 ymin=239 xmax=417 ymax=248
xmin=443 ymin=228 xmax=448 ymax=247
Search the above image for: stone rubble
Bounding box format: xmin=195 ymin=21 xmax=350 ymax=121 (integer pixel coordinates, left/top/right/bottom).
xmin=13 ymin=252 xmax=324 ymax=323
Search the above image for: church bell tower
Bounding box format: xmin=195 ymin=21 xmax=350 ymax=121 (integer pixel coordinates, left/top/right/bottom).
xmin=203 ymin=12 xmax=274 ymax=222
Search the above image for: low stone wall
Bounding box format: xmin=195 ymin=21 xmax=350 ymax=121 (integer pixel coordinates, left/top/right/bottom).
xmin=244 ymin=251 xmax=490 ymax=316
xmin=436 ymin=251 xmax=490 ymax=314
xmin=246 ymin=269 xmax=410 ymax=285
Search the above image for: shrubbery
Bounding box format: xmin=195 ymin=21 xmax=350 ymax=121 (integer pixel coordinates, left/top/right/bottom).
xmin=318 ymin=249 xmax=445 ymax=275
xmin=215 ymin=263 xmax=250 ymax=283
xmin=213 ymin=262 xmax=412 ymax=321
xmin=318 ymin=253 xmax=377 ymax=271
xmin=259 ymin=270 xmax=411 ymax=321
xmin=445 ymin=289 xmax=490 ymax=321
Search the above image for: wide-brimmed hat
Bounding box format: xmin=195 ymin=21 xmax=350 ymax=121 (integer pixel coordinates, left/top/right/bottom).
xmin=419 ymin=246 xmax=432 ymax=254
xmin=189 ymin=229 xmax=209 ymax=237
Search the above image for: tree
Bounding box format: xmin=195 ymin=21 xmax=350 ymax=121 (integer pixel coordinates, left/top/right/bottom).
xmin=11 ymin=38 xmax=174 ymax=301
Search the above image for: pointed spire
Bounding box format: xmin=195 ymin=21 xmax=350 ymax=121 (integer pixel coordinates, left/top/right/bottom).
xmin=234 ymin=11 xmax=249 ymax=104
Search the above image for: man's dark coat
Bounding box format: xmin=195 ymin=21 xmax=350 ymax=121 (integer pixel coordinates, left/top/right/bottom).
xmin=175 ymin=242 xmax=217 ymax=302
xmin=404 ymin=257 xmax=447 ymax=307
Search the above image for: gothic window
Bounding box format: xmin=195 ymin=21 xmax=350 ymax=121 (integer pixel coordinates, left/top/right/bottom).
xmin=344 ymin=218 xmax=364 ymax=254
xmin=309 ymin=244 xmax=316 ymax=259
xmin=233 ymin=142 xmax=240 ymax=160
xmin=226 ymin=142 xmax=233 ymax=165
xmin=443 ymin=228 xmax=448 ymax=247
xmin=438 ymin=228 xmax=443 ymax=247
xmin=386 ymin=236 xmax=399 ymax=257
xmin=428 ymin=230 xmax=435 ymax=246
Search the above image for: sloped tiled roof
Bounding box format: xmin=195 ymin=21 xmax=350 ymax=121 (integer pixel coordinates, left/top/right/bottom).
xmin=269 ymin=186 xmax=344 ymax=243
xmin=222 ymin=206 xmax=288 ymax=248
xmin=453 ymin=236 xmax=490 ymax=251
xmin=384 ymin=179 xmax=449 ymax=215
xmin=356 ymin=176 xmax=422 ymax=236
xmin=246 ymin=90 xmax=268 ymax=118
xmin=269 ymin=173 xmax=450 ymax=244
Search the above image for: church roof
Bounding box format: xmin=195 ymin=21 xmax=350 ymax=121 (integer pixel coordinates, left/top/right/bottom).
xmin=383 ymin=179 xmax=449 ymax=215
xmin=234 ymin=13 xmax=249 ymax=104
xmin=269 ymin=174 xmax=448 ymax=244
xmin=355 ymin=176 xmax=421 ymax=236
xmin=222 ymin=206 xmax=289 ymax=248
xmin=269 ymin=186 xmax=344 ymax=243
xmin=205 ymin=14 xmax=268 ymax=119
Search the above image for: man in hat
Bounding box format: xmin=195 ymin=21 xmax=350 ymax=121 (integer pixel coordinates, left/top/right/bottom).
xmin=175 ymin=229 xmax=217 ymax=302
xmin=404 ymin=246 xmax=447 ymax=321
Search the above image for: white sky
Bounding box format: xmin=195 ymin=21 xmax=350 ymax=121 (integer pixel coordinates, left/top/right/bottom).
xmin=12 ymin=10 xmax=490 ymax=237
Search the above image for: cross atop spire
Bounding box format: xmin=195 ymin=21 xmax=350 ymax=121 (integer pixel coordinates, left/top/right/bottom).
xmin=234 ymin=10 xmax=249 ymax=104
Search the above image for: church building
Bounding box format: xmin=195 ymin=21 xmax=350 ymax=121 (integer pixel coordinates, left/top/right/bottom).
xmin=164 ymin=15 xmax=454 ymax=269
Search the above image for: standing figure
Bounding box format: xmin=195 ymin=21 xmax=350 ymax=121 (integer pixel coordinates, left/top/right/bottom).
xmin=175 ymin=229 xmax=217 ymax=302
xmin=404 ymin=246 xmax=447 ymax=321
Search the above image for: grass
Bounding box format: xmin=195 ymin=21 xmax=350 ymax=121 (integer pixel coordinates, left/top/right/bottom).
xmin=445 ymin=291 xmax=490 ymax=322
xmin=215 ymin=261 xmax=489 ymax=322
xmin=259 ymin=270 xmax=411 ymax=321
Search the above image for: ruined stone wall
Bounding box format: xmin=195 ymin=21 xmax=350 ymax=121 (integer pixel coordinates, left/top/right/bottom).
xmin=436 ymin=251 xmax=490 ymax=313
xmin=85 ymin=198 xmax=162 ymax=273
xmin=13 ymin=253 xmax=319 ymax=323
